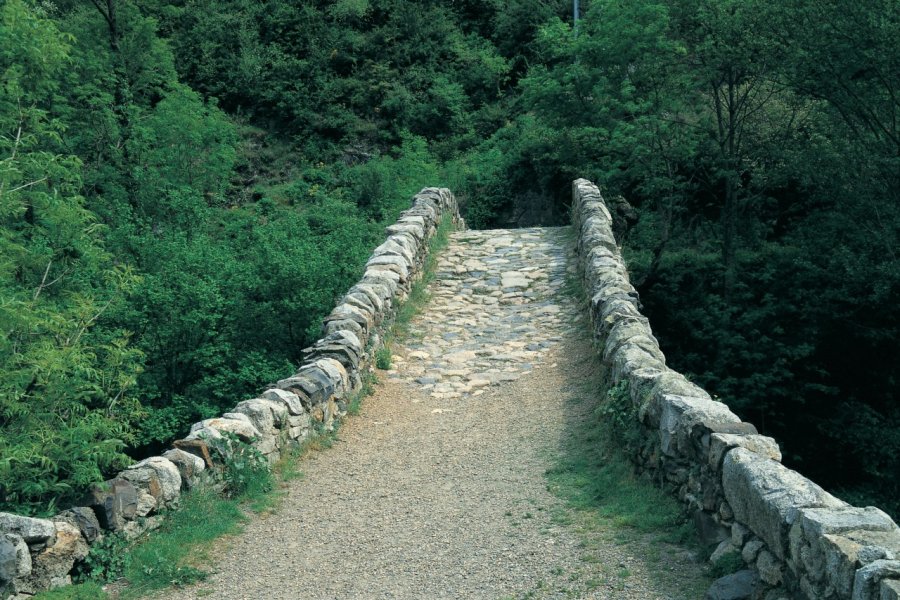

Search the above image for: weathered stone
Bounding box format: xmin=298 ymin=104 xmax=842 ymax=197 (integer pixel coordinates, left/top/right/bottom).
xmin=0 ymin=534 xmax=30 ymax=581
xmin=233 ymin=398 xmax=284 ymax=434
xmin=188 ymin=416 xmax=261 ymax=443
xmin=709 ymin=433 xmax=782 ymax=470
xmin=742 ymin=540 xmax=765 ymax=564
xmin=705 ymin=570 xmax=759 ymax=600
xmin=134 ymin=491 xmax=157 ymax=518
xmin=710 ymin=540 xmax=738 ymax=564
xmin=323 ymin=317 xmax=364 ymax=338
xmin=121 ymin=456 xmax=182 ymax=508
xmin=56 ymin=508 xmax=101 ymax=543
xmin=262 ymin=388 xmax=306 ymax=415
xmin=0 ymin=514 xmax=55 ymax=546
xmin=657 ymin=394 xmax=743 ymax=459
xmin=311 ymin=358 xmax=349 ymax=391
xmin=367 ymin=255 xmax=411 ymax=281
xmin=277 ymin=372 xmax=333 ymax=406
xmin=162 ymin=448 xmax=206 ymax=488
xmin=756 ymin=549 xmax=783 ymax=585
xmin=854 ymin=560 xmax=900 ymax=600
xmin=172 ymin=438 xmax=214 ymax=468
xmin=19 ymin=521 xmax=88 ymax=594
xmin=881 ymin=579 xmax=900 ymax=600
xmin=723 ymin=447 xmax=846 ymax=559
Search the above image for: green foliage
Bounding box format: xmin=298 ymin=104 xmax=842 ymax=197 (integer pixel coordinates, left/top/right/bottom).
xmin=32 ymin=581 xmax=107 ymax=600
xmin=598 ymin=380 xmax=642 ymax=452
xmin=73 ymin=532 xmax=131 ymax=583
xmin=207 ymin=432 xmax=273 ymax=500
xmin=374 ymin=347 xmax=392 ymax=371
xmin=117 ymin=486 xmax=244 ymax=598
xmin=0 ymin=0 xmax=144 ymax=514
xmin=709 ymin=550 xmax=745 ymax=579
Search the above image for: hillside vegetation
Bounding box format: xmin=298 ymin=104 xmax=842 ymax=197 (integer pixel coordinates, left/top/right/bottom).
xmin=1 ymin=0 xmax=897 ymax=518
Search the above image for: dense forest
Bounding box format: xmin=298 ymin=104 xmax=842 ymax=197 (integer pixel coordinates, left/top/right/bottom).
xmin=1 ymin=0 xmax=897 ymax=519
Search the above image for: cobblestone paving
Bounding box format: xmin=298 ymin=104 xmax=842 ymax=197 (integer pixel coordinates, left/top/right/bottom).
xmin=387 ymin=227 xmax=579 ymax=397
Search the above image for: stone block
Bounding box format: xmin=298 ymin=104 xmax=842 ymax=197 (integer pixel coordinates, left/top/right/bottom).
xmin=172 ymin=438 xmax=213 ymax=468
xmin=121 ymin=456 xmax=182 ymax=510
xmin=325 ymin=303 xmax=373 ymax=331
xmin=0 ymin=514 xmax=55 ymax=546
xmin=742 ymin=540 xmax=765 ymax=564
xmin=366 ymin=255 xmax=411 ymax=281
xmin=704 ymin=569 xmax=759 ymax=600
xmin=262 ymin=388 xmax=306 ymax=416
xmin=56 ymin=508 xmax=101 ymax=543
xmin=86 ymin=477 xmax=138 ymax=531
xmin=709 ymin=433 xmax=782 ymax=471
xmin=323 ymin=317 xmax=364 ymax=338
xmin=854 ymin=560 xmax=900 ymax=600
xmin=0 ymin=534 xmax=30 ymax=581
xmin=186 ymin=416 xmax=258 ymax=444
xmin=233 ymin=398 xmax=281 ymax=434
xmin=723 ymin=447 xmax=846 ymax=560
xmin=757 ymin=549 xmax=784 ymax=585
xmin=20 ymin=521 xmax=88 ymax=594
xmin=657 ymin=394 xmax=742 ymax=459
xmin=162 ymin=448 xmax=206 ymax=489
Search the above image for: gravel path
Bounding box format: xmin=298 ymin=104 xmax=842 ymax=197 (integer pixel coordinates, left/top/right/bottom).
xmin=158 ymin=228 xmax=707 ymax=599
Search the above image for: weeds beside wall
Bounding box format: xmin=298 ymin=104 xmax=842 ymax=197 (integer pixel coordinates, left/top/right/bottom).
xmin=571 ymin=179 xmax=900 ymax=600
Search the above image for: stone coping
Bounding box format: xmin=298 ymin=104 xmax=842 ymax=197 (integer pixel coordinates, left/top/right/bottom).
xmin=570 ymin=178 xmax=900 ymax=600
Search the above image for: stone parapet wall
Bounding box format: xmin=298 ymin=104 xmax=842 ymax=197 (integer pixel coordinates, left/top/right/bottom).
xmin=0 ymin=188 xmax=462 ymax=599
xmin=570 ymin=178 xmax=900 ymax=600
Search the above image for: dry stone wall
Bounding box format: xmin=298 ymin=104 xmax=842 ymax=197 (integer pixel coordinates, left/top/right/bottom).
xmin=0 ymin=188 xmax=462 ymax=599
xmin=571 ymin=178 xmax=900 ymax=600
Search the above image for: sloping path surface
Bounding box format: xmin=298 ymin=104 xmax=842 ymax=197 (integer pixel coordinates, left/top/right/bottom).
xmin=161 ymin=227 xmax=703 ymax=599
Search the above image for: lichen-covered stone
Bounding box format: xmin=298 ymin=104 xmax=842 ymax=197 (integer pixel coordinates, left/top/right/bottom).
xmin=121 ymin=457 xmax=182 ymax=508
xmin=262 ymin=388 xmax=306 ymax=415
xmin=723 ymin=447 xmax=846 ymax=559
xmin=162 ymin=448 xmax=206 ymax=488
xmin=187 ymin=416 xmax=261 ymax=443
xmin=854 ymin=560 xmax=900 ymax=600
xmin=709 ymin=433 xmax=782 ymax=471
xmin=0 ymin=514 xmax=55 ymax=546
xmin=0 ymin=534 xmax=30 ymax=581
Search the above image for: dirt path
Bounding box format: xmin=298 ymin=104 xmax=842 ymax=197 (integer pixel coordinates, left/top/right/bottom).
xmin=159 ymin=228 xmax=707 ymax=599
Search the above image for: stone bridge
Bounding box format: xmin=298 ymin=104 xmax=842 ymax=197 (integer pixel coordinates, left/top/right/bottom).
xmin=2 ymin=183 xmax=899 ymax=600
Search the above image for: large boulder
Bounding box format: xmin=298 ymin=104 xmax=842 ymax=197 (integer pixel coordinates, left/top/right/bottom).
xmin=162 ymin=448 xmax=207 ymax=489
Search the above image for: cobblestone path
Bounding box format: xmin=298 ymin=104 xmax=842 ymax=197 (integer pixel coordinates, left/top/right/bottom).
xmin=388 ymin=227 xmax=578 ymax=397
xmin=159 ymin=227 xmax=707 ymax=600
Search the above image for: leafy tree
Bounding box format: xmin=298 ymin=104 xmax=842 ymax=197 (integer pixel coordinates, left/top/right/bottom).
xmin=0 ymin=0 xmax=143 ymax=514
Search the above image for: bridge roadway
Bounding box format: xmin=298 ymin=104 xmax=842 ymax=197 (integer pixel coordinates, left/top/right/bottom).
xmin=160 ymin=227 xmax=707 ymax=599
